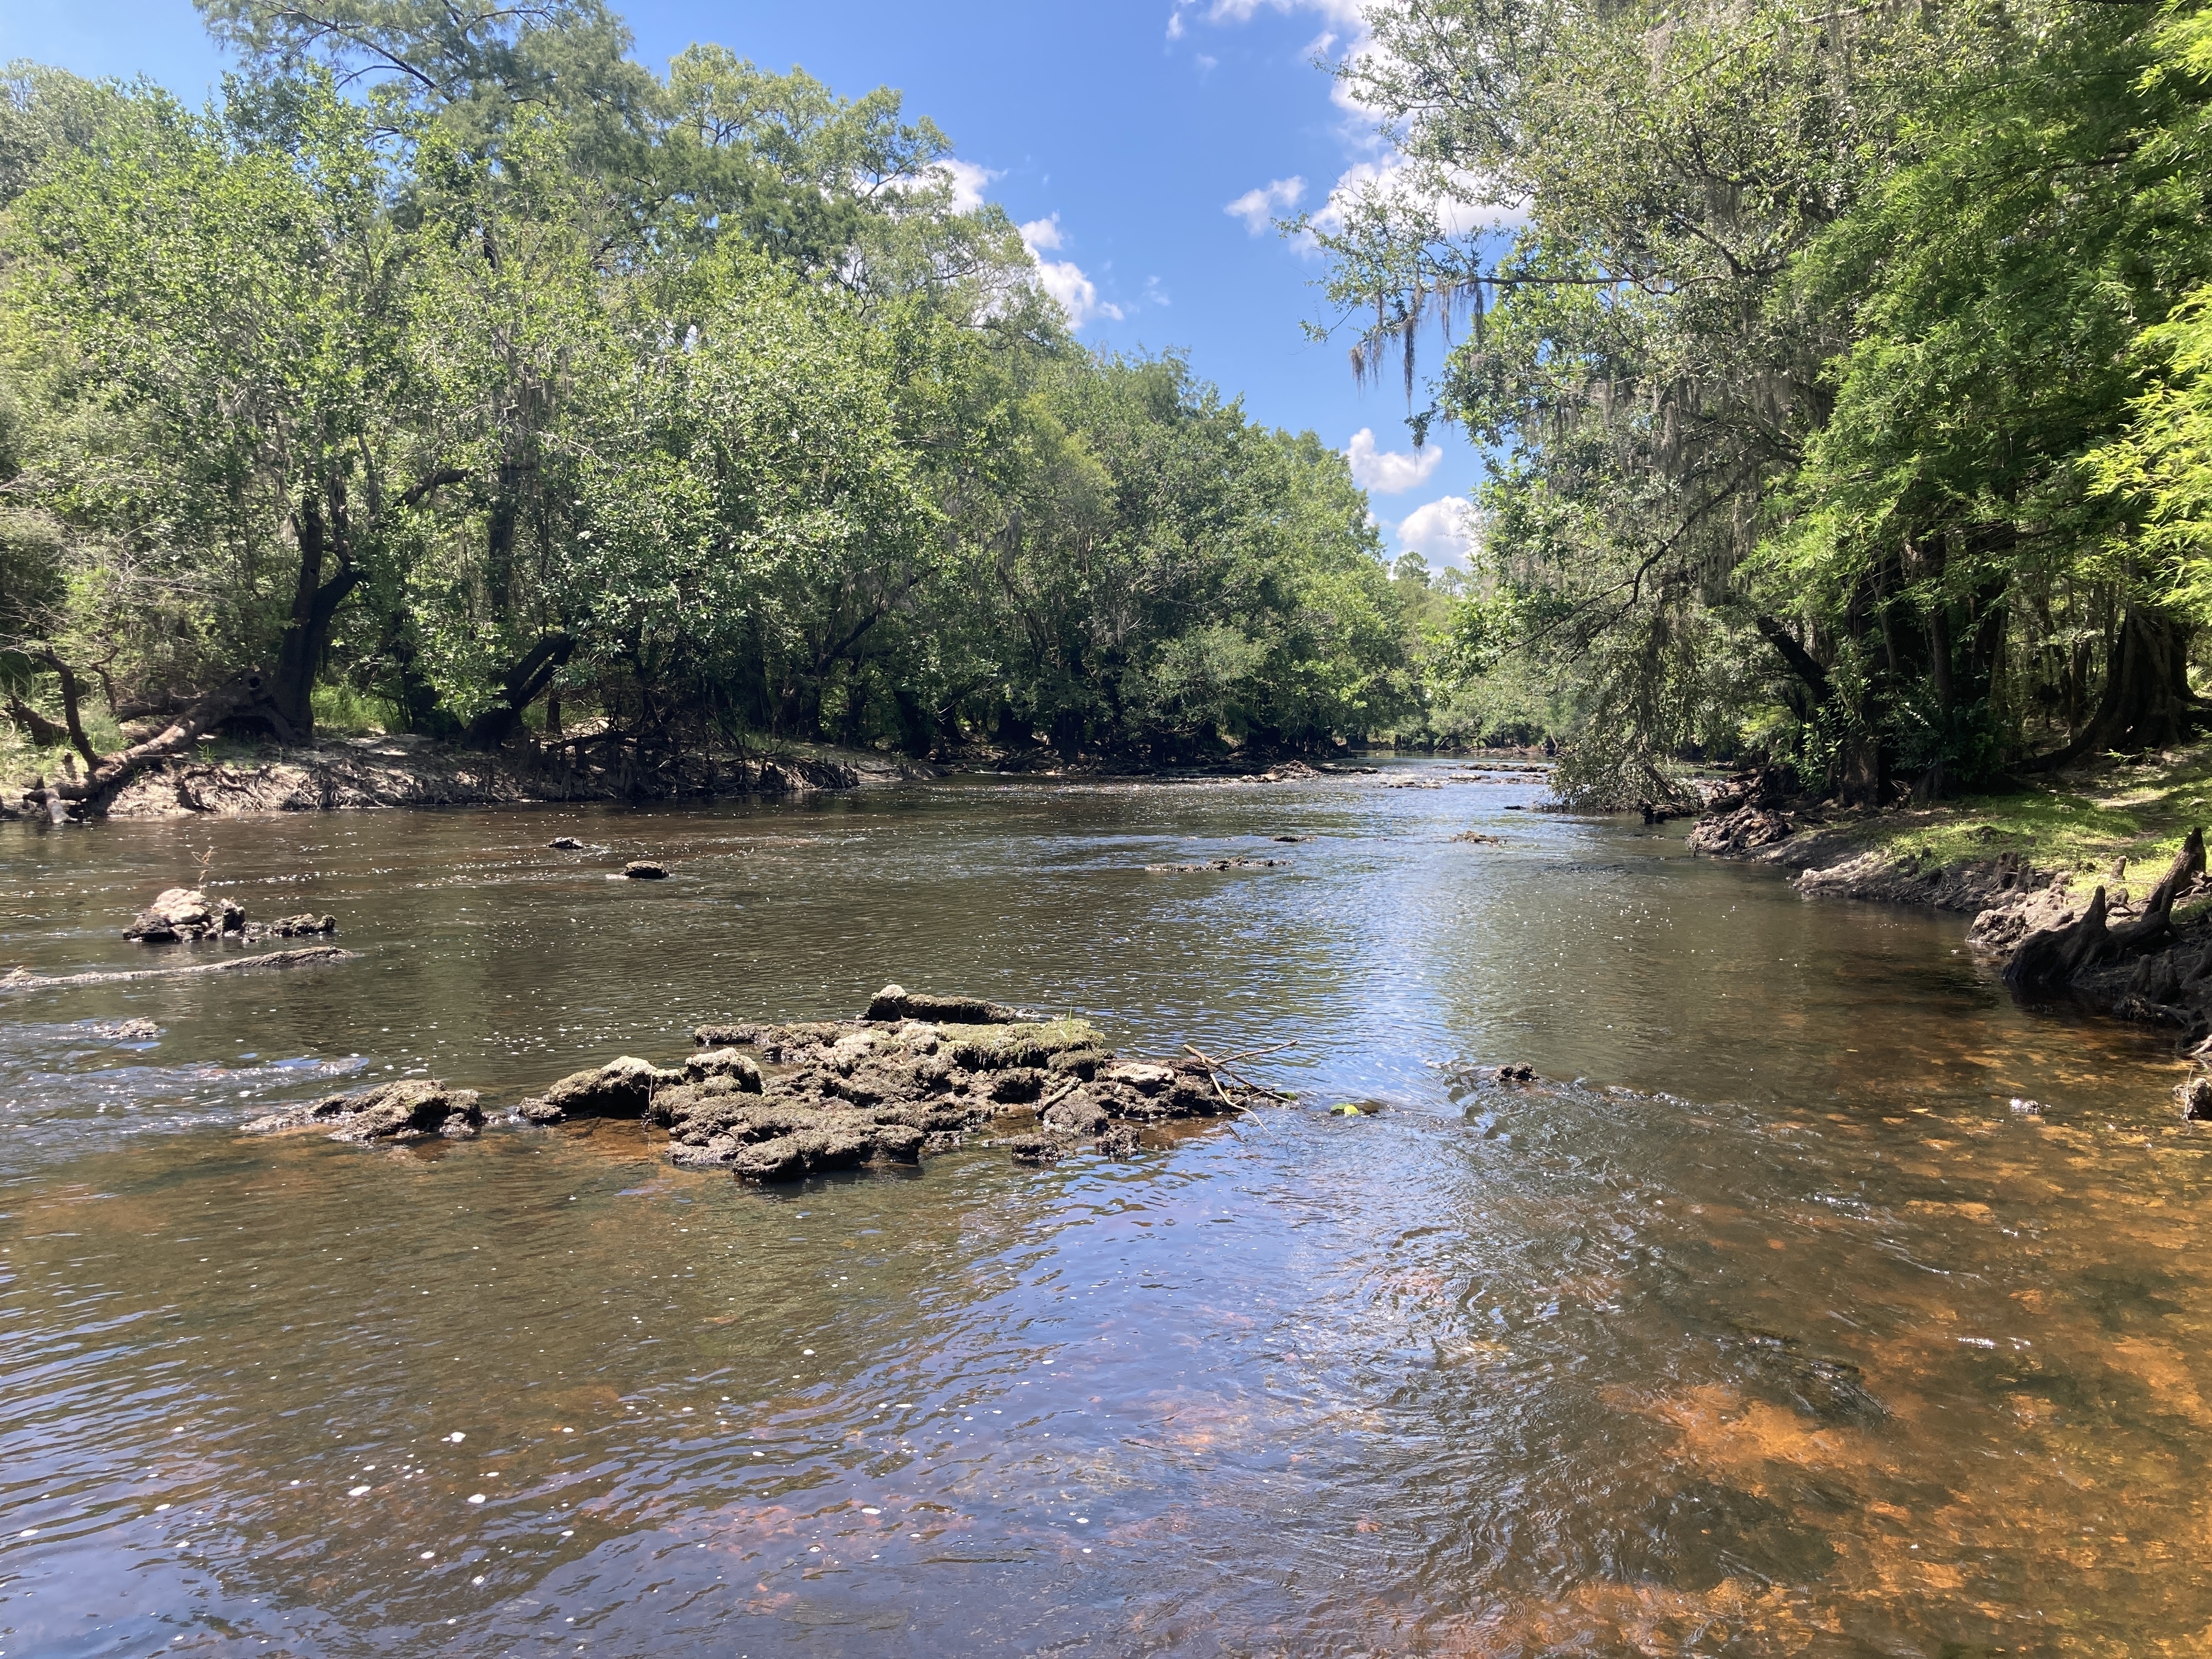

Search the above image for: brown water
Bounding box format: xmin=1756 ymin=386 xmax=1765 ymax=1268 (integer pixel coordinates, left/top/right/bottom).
xmin=1 ymin=763 xmax=2205 ymax=1657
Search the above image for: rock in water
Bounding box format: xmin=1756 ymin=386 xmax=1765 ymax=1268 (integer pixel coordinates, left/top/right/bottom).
xmin=2178 ymin=1076 xmax=2212 ymax=1121
xmin=550 ymin=836 xmax=585 ymax=850
xmin=125 ymin=887 xmax=245 ymax=943
xmin=244 ymin=1079 xmax=483 ymax=1142
xmin=90 ymin=1018 xmax=161 ymax=1041
xmin=510 ymin=989 xmax=1264 ymax=1183
xmin=864 ymin=983 xmax=1024 ymax=1024
xmin=622 ymin=861 xmax=669 ymax=880
xmin=252 ymin=913 xmax=336 ymax=939
xmin=512 ymin=1056 xmax=682 ymax=1124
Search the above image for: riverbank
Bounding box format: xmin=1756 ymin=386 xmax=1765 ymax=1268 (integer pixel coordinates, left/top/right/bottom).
xmin=0 ymin=733 xmax=924 ymax=820
xmin=1687 ymin=743 xmax=2212 ymax=1053
xmin=0 ymin=730 xmax=1547 ymax=820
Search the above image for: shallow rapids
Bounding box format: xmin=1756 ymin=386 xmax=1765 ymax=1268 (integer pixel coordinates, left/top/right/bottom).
xmin=0 ymin=762 xmax=2203 ymax=1655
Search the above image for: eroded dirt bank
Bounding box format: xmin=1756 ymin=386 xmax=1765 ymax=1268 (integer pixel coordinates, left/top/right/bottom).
xmin=0 ymin=737 xmax=909 ymax=820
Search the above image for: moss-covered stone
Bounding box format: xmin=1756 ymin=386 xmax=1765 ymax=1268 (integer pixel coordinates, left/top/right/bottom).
xmin=941 ymin=1017 xmax=1103 ymax=1070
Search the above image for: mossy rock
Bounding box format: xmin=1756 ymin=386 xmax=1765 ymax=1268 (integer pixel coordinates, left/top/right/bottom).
xmin=941 ymin=1016 xmax=1104 ymax=1070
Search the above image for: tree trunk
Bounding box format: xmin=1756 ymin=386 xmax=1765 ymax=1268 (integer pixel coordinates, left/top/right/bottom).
xmin=268 ymin=488 xmax=361 ymax=744
xmin=464 ymin=632 xmax=574 ymax=747
xmin=2003 ymin=886 xmax=2115 ymax=990
xmin=1754 ymin=614 xmax=1833 ymax=704
xmin=2031 ymin=606 xmax=2205 ymax=769
xmin=2111 ymin=827 xmax=2206 ymax=955
xmin=30 ymin=650 xmax=100 ymax=766
xmin=5 ymin=695 xmax=72 ymax=750
xmin=52 ymin=673 xmax=274 ymax=816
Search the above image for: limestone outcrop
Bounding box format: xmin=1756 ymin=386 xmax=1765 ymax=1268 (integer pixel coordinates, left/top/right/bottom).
xmin=512 ymin=985 xmax=1257 ymax=1181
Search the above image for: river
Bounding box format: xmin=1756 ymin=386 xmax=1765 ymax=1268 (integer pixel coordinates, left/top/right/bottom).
xmin=1 ymin=761 xmax=2202 ymax=1656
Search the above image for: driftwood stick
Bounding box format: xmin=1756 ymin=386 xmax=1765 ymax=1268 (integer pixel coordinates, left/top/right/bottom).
xmin=1217 ymin=1068 xmax=1294 ymax=1102
xmin=1182 ymin=1043 xmax=1291 ymax=1103
xmin=1 ymin=945 xmax=357 ymax=992
xmin=1037 ymin=1076 xmax=1085 ymax=1112
xmin=1198 ymin=1040 xmax=1301 ymax=1066
xmin=1175 ymin=1043 xmax=1250 ymax=1110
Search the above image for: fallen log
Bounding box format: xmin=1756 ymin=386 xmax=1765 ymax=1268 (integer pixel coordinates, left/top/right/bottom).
xmin=51 ymin=672 xmax=284 ymax=817
xmin=0 ymin=944 xmax=357 ymax=991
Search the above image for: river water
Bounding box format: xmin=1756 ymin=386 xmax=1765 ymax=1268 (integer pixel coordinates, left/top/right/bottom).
xmin=1 ymin=762 xmax=2204 ymax=1656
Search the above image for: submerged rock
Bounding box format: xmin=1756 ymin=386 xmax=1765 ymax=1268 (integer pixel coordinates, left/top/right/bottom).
xmin=251 ymin=912 xmax=336 ymax=939
xmin=125 ymin=887 xmax=244 ymax=943
xmin=1470 ymin=1063 xmax=1539 ymax=1085
xmin=1143 ymin=856 xmax=1289 ymax=872
xmin=245 ymin=1078 xmax=483 ymax=1143
xmin=89 ymin=1017 xmax=162 ymax=1041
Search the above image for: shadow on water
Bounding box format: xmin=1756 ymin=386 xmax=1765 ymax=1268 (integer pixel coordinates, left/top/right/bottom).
xmin=2 ymin=763 xmax=2208 ymax=1655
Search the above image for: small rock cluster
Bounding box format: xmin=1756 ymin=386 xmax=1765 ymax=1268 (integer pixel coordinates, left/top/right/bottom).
xmin=511 ymin=984 xmax=1243 ymax=1180
xmin=124 ymin=887 xmax=243 ymax=942
xmin=245 ymin=1078 xmax=484 ymax=1143
xmin=123 ymin=885 xmax=336 ymax=944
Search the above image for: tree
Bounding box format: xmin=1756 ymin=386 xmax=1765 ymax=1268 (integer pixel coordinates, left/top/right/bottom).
xmin=2 ymin=75 xmax=463 ymax=741
xmin=1313 ymin=0 xmax=2212 ymax=798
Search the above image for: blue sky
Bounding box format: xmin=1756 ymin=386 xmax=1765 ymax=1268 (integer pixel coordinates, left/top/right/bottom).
xmin=1 ymin=0 xmax=1480 ymax=567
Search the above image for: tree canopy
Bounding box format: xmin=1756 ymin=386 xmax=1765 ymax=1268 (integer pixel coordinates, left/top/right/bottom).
xmin=1 ymin=1 xmax=1442 ymax=782
xmin=1316 ymin=0 xmax=2212 ymax=803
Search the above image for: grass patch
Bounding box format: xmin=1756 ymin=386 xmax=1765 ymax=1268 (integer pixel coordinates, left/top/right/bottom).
xmin=1822 ymin=742 xmax=2212 ymax=878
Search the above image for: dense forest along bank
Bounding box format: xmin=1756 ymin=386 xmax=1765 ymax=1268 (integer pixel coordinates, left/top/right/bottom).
xmin=3 ymin=760 xmax=2207 ymax=1655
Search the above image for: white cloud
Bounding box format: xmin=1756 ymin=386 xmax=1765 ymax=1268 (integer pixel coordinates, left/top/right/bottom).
xmin=1314 ymin=154 xmax=1524 ymax=241
xmin=1178 ymin=0 xmax=1524 ymax=234
xmin=930 ymin=157 xmax=1000 ymax=214
xmin=1184 ymin=0 xmax=1366 ymax=25
xmin=1345 ymin=428 xmax=1443 ymax=495
xmin=1394 ymin=495 xmax=1481 ymax=567
xmin=1224 ymin=176 xmax=1306 ymax=235
xmin=1036 ymin=262 xmax=1125 ymax=328
xmin=1019 ymin=215 xmax=1124 ymax=329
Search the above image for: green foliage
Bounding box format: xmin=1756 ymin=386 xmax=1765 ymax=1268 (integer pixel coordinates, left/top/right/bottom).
xmin=0 ymin=7 xmax=1430 ymax=760
xmin=1316 ymin=0 xmax=2212 ymax=802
